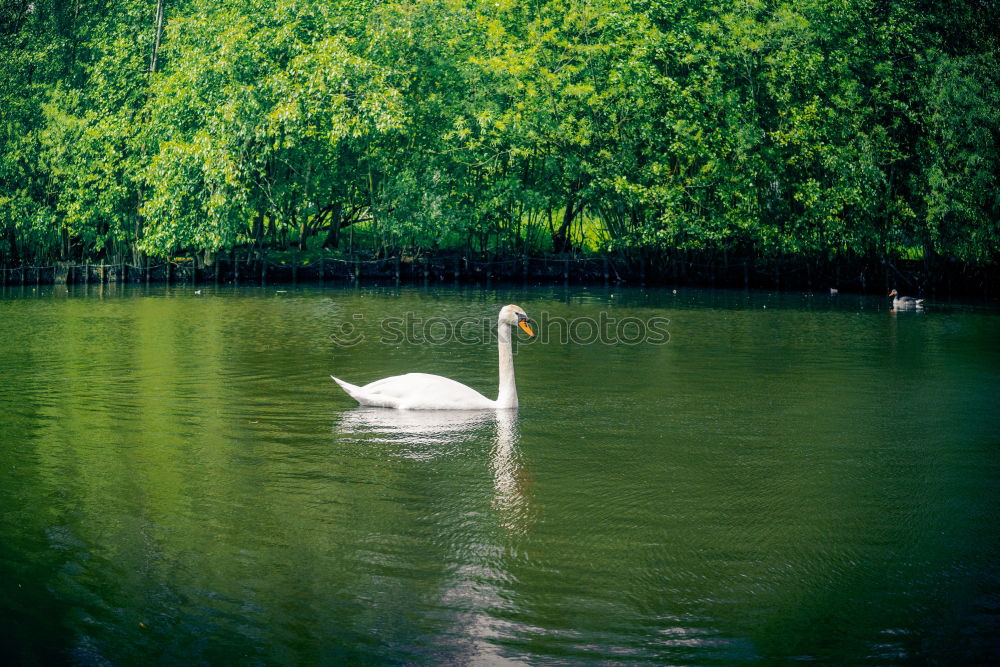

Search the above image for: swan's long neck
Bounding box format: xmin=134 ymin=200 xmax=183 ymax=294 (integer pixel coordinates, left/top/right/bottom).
xmin=496 ymin=320 xmax=518 ymax=409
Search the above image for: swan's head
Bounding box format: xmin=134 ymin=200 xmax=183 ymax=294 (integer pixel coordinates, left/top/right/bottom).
xmin=500 ymin=304 xmax=534 ymax=337
xmin=889 ymin=289 xmax=898 ymax=297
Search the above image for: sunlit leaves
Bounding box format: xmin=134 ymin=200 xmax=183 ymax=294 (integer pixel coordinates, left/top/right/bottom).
xmin=138 ymin=0 xmax=406 ymax=255
xmin=0 ymin=0 xmax=997 ymax=266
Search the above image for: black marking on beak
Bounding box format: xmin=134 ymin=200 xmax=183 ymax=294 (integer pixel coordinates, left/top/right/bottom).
xmin=516 ymin=313 xmax=535 ymax=337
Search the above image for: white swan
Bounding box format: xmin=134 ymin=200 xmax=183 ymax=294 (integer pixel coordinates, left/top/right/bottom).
xmin=331 ymin=304 xmax=534 ymax=410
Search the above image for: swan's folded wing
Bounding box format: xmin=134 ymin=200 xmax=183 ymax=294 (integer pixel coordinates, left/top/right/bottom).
xmin=359 ymin=373 xmax=495 ymax=409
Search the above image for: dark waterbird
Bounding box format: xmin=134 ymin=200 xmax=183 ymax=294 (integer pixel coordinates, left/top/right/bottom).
xmin=889 ymin=289 xmax=925 ymax=309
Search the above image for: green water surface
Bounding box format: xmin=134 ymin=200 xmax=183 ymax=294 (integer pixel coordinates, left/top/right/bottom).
xmin=1 ymin=284 xmax=998 ymax=664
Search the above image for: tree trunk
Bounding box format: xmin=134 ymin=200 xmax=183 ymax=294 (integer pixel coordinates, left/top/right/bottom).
xmin=149 ymin=0 xmax=166 ymax=73
xmin=322 ymin=202 xmax=344 ymax=249
xmin=253 ymin=210 xmax=265 ymax=258
xmin=552 ymin=194 xmax=582 ymax=254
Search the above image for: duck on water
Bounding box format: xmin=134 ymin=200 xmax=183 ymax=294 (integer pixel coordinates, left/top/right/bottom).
xmin=889 ymin=289 xmax=925 ymax=309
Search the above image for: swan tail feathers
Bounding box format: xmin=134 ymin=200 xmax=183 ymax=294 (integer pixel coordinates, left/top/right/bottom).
xmin=331 ymin=375 xmax=364 ymax=402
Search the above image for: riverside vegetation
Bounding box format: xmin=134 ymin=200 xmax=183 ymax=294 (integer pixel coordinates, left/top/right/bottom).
xmin=1 ymin=0 xmax=997 ymax=292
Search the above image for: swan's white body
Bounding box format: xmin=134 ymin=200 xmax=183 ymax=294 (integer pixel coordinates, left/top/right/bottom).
xmin=332 ymin=305 xmax=533 ymax=410
xmin=332 ymin=372 xmax=498 ymax=410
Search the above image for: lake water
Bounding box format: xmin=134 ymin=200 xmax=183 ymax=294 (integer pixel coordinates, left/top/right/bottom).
xmin=1 ymin=283 xmax=998 ymax=664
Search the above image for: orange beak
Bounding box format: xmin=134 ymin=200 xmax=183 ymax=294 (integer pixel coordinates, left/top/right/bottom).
xmin=518 ymin=320 xmax=535 ymax=337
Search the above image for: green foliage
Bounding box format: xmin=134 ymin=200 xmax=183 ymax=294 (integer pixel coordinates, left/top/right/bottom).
xmin=920 ymin=53 xmax=1000 ymax=263
xmin=0 ymin=0 xmax=997 ymax=268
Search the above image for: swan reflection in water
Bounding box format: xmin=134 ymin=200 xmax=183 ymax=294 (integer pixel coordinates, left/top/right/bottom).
xmin=336 ymin=406 xmax=495 ymax=444
xmin=335 ymin=407 xmax=531 ymax=659
xmin=489 ymin=409 xmax=528 ymax=534
xmin=335 ymin=407 xmax=530 ymax=532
